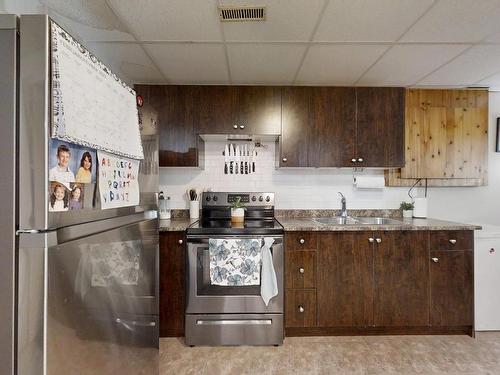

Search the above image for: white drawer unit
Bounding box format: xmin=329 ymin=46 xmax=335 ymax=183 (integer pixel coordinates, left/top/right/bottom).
xmin=475 ymin=225 xmax=500 ymax=331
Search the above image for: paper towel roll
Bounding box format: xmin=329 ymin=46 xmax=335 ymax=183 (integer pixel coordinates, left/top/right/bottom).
xmin=354 ymin=176 xmax=385 ymax=189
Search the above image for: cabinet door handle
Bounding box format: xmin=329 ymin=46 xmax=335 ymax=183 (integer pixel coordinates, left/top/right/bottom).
xmin=298 ymin=305 xmax=304 ymax=313
xmin=299 ymin=238 xmax=305 ymax=244
xmin=358 ymin=157 xmax=364 ymax=162
xmin=282 ymin=157 xmax=287 ymax=162
xmin=299 ymin=267 xmax=305 ymax=274
xmin=178 ymin=239 xmax=183 ymax=245
xmin=431 ymin=257 xmax=439 ymax=263
xmin=449 ymin=239 xmax=457 ymax=244
xmin=239 ymin=125 xmax=245 ymax=129
xmin=376 ymin=238 xmax=382 ymax=243
xmin=368 ymin=237 xmax=374 ymax=243
xmin=351 ymin=158 xmax=357 ymax=163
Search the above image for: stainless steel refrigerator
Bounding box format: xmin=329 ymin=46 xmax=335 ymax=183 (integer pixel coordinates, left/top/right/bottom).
xmin=0 ymin=14 xmax=159 ymax=375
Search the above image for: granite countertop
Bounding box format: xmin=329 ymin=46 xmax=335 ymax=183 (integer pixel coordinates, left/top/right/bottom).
xmin=159 ymin=218 xmax=198 ymax=232
xmin=276 ymin=216 xmax=482 ymax=232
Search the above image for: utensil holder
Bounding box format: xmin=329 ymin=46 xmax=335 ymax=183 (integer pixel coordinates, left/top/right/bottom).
xmin=189 ymin=200 xmax=199 ymax=219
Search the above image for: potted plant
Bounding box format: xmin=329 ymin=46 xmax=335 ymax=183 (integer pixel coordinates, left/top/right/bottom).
xmin=231 ymin=196 xmax=246 ymax=224
xmin=400 ymin=201 xmax=414 ymax=218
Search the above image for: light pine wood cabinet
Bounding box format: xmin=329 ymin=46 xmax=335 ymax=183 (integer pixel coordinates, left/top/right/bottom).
xmin=386 ymin=89 xmax=488 ymax=187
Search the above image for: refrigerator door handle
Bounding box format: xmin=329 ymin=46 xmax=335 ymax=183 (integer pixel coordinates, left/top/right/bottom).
xmin=116 ymin=318 xmax=157 ymax=328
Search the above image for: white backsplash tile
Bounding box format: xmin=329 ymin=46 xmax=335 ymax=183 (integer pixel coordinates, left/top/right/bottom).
xmin=160 ymin=141 xmax=409 ymax=210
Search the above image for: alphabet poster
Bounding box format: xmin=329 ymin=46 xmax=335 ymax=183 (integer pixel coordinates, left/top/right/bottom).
xmin=98 ymin=151 xmax=140 ymax=209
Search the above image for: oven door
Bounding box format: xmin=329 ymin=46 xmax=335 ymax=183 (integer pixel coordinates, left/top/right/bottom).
xmin=186 ymin=235 xmax=284 ymax=314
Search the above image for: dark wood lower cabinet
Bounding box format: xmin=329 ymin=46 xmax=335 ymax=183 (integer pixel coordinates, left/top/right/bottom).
xmin=159 ymin=232 xmax=185 ymax=337
xmin=430 ymin=250 xmax=474 ymax=326
xmin=373 ymin=231 xmax=430 ymax=326
xmin=287 ymin=230 xmax=474 ymax=337
xmin=285 ymin=290 xmax=316 ymax=327
xmin=317 ymin=232 xmax=374 ymax=327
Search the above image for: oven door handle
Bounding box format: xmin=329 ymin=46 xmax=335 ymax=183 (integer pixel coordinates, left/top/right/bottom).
xmin=196 ymin=319 xmax=272 ymax=326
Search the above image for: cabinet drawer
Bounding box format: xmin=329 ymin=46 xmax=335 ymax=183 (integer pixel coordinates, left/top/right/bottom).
xmin=286 ymin=232 xmax=317 ymax=251
xmin=285 ymin=290 xmax=316 ymax=327
xmin=285 ymin=251 xmax=316 ymax=289
xmin=430 ymin=231 xmax=473 ymax=251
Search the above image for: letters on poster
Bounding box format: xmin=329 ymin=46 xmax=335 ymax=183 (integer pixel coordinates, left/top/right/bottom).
xmin=98 ymin=151 xmax=140 ymax=209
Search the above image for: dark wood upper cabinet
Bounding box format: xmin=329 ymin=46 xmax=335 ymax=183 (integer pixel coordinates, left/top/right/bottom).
xmin=196 ymin=86 xmax=281 ymax=135
xmin=356 ymin=87 xmax=405 ymax=167
xmin=238 ymin=86 xmax=281 ymax=135
xmin=139 ymin=84 xmax=404 ymax=168
xmin=373 ymin=231 xmax=430 ymax=326
xmin=313 ymin=87 xmax=356 ymax=167
xmin=280 ymin=87 xmax=356 ymax=167
xmin=317 ymin=232 xmax=374 ymax=327
xmin=159 ymin=232 xmax=186 ymax=337
xmin=281 ymin=87 xmax=312 ymax=167
xmin=136 ymin=85 xmax=203 ymax=167
xmin=196 ymin=86 xmax=238 ymax=134
xmin=280 ymin=86 xmax=403 ymax=167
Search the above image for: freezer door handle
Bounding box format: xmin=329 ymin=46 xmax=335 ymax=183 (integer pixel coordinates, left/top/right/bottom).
xmin=116 ymin=318 xmax=157 ymax=327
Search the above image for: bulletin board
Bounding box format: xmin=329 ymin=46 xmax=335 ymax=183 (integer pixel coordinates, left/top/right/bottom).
xmin=51 ymin=21 xmax=144 ymax=160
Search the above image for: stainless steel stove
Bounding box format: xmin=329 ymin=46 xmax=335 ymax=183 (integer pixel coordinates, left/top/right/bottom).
xmin=185 ymin=192 xmax=284 ymax=346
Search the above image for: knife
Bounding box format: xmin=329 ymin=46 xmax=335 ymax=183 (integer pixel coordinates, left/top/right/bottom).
xmin=244 ymin=144 xmax=249 ymax=174
xmin=252 ymin=149 xmax=256 ymax=173
xmin=235 ymin=145 xmax=240 ymax=174
xmin=224 ymin=144 xmax=229 ymax=174
xmin=229 ymin=144 xmax=234 ymax=174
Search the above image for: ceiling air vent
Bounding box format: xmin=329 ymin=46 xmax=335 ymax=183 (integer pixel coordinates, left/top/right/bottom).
xmin=218 ymin=6 xmax=266 ymax=22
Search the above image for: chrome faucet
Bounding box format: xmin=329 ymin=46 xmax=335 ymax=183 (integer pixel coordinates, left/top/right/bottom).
xmin=338 ymin=192 xmax=348 ymax=218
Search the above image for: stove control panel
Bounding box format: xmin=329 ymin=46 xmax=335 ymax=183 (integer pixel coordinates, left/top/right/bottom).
xmin=201 ymin=192 xmax=275 ymax=207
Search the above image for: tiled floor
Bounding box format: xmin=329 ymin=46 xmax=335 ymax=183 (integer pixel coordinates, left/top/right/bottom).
xmin=160 ymin=333 xmax=500 ymax=374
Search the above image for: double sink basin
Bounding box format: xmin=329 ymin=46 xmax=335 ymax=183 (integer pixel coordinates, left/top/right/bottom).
xmin=313 ymin=217 xmax=403 ymax=226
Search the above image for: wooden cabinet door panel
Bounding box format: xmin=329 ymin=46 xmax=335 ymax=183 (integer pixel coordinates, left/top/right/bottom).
xmin=237 ymin=86 xmax=281 ymax=135
xmin=430 ymin=230 xmax=473 ymax=251
xmin=196 ymin=86 xmax=238 ymax=134
xmin=281 ymin=87 xmax=312 ymax=167
xmin=285 ymin=251 xmax=316 ymax=289
xmin=312 ymin=87 xmax=356 ymax=167
xmin=286 ymin=231 xmax=318 ymax=251
xmin=159 ymin=232 xmax=185 ymax=337
xmin=317 ymin=232 xmax=374 ymax=327
xmin=139 ymin=85 xmax=199 ymax=167
xmin=430 ymin=250 xmax=473 ymax=326
xmin=373 ymin=231 xmax=430 ymax=326
xmin=356 ymin=87 xmax=405 ymax=167
xmin=285 ymin=290 xmax=316 ymax=327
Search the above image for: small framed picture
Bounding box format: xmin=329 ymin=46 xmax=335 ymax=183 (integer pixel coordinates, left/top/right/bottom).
xmin=497 ymin=118 xmax=500 ymax=152
xmin=49 ymin=140 xmax=97 ymax=184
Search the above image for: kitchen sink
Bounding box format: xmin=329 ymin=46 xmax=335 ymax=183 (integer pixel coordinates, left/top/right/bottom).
xmin=313 ymin=217 xmax=403 ymax=225
xmin=313 ymin=217 xmax=359 ymax=225
xmin=355 ymin=217 xmax=403 ymax=225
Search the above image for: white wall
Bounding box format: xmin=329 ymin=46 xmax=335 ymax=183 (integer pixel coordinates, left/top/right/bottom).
xmin=160 ymin=92 xmax=500 ymax=226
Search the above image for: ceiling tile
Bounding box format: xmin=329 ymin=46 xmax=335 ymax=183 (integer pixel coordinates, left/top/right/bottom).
xmin=314 ymin=0 xmax=433 ymax=42
xmin=227 ymin=44 xmax=306 ymax=84
xmin=358 ymin=44 xmax=470 ymax=86
xmin=220 ymin=0 xmax=324 ymax=41
xmin=49 ymin=12 xmax=135 ymax=42
xmin=296 ymin=44 xmax=389 ymax=85
xmin=477 ymin=71 xmax=500 ymax=87
xmin=144 ymin=44 xmax=229 ymax=84
xmin=0 ymin=0 xmax=135 ymax=41
xmin=86 ymin=43 xmax=164 ymax=84
xmin=107 ymin=0 xmax=223 ymax=41
xmin=401 ymin=0 xmax=500 ymax=42
xmin=418 ymin=45 xmax=500 ymax=85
